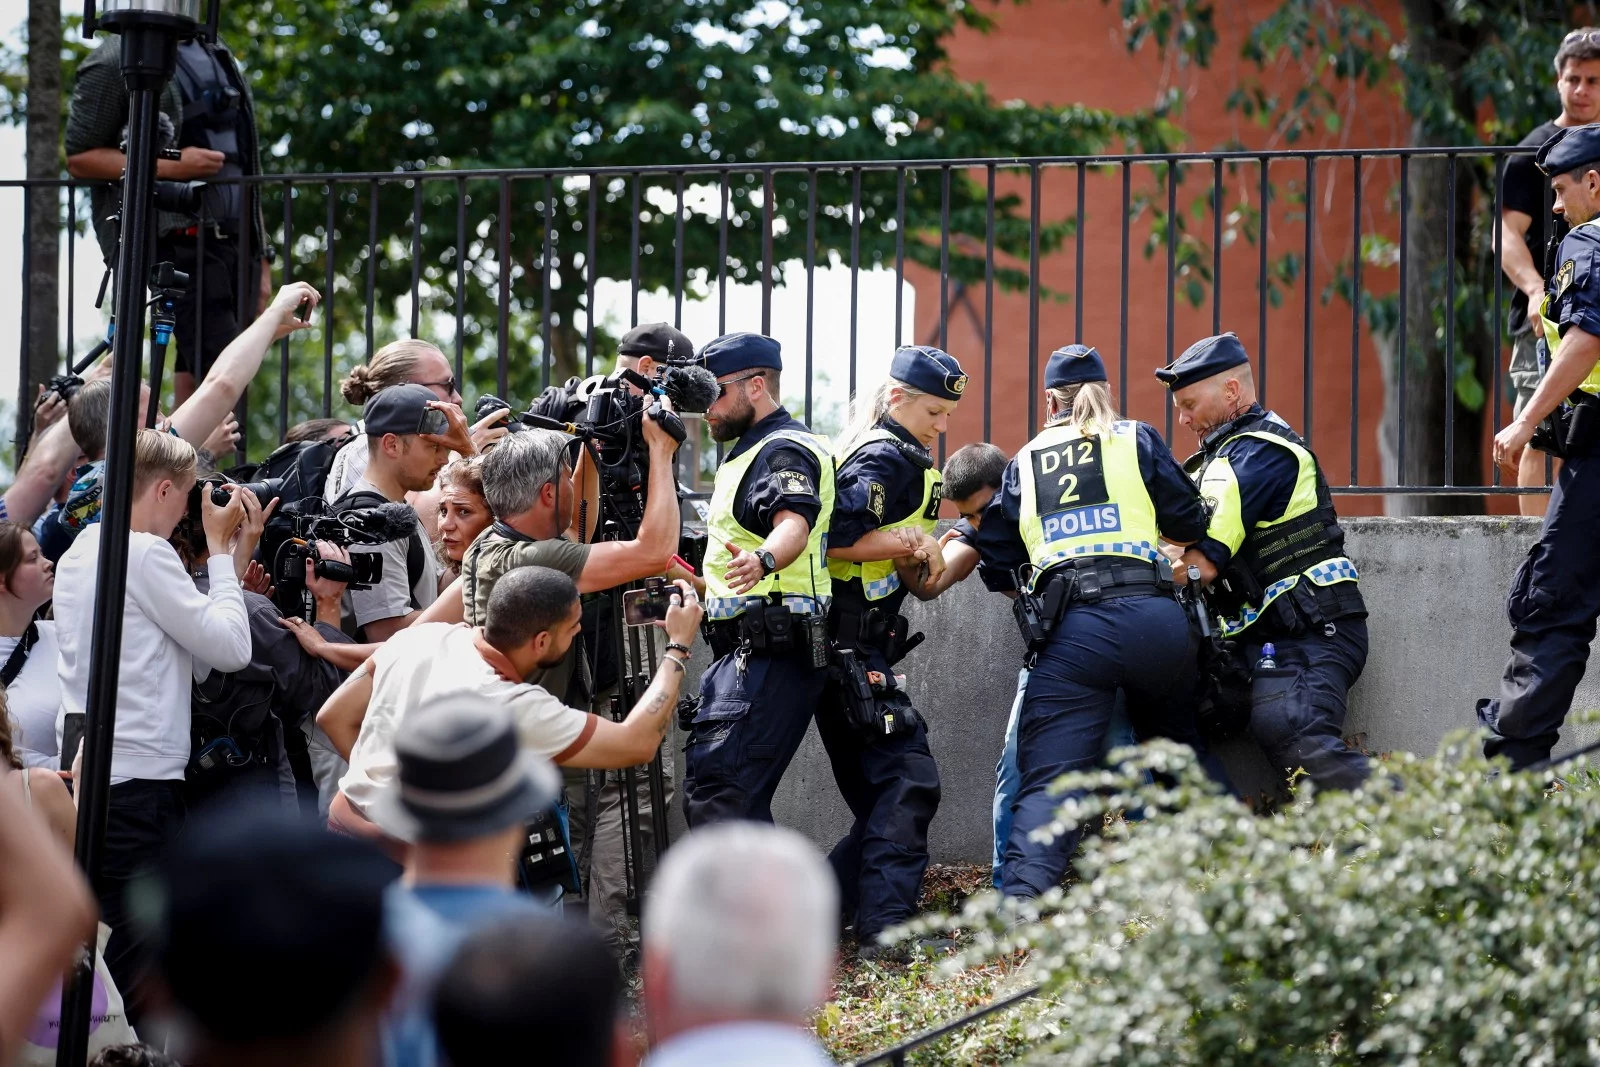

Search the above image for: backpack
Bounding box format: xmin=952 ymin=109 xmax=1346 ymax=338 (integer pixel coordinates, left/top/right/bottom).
xmin=229 ymin=431 xmax=353 ymax=509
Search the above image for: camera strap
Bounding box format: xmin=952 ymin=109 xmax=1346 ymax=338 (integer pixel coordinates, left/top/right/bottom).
xmin=0 ymin=620 xmax=39 ymax=689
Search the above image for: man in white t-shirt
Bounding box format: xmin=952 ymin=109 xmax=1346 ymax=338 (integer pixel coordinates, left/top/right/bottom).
xmin=52 ymin=428 xmax=257 ymax=1016
xmin=316 ymin=565 xmax=702 ymax=844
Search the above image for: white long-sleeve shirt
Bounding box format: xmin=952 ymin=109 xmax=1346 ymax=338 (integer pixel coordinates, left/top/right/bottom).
xmin=54 ymin=525 xmax=252 ymax=782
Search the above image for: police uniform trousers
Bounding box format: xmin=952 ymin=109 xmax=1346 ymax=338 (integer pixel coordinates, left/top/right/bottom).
xmin=1002 ymin=594 xmax=1199 ymax=899
xmin=815 ymin=642 xmax=942 ymax=942
xmin=683 ymin=644 xmax=826 ymax=826
xmin=1478 ymin=449 xmax=1600 ymax=768
xmin=1237 ymin=618 xmax=1370 ymax=791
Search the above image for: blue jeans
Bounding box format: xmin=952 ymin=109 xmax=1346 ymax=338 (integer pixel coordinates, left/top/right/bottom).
xmin=991 ymin=669 xmax=1140 ymax=889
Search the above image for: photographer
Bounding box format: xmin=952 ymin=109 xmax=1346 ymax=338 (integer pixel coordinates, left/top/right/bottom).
xmin=616 ymin=322 xmax=694 ymax=381
xmin=65 ymin=27 xmax=269 ymax=403
xmin=52 ymin=429 xmax=258 ymax=1014
xmin=334 ymin=383 xmax=466 ymax=643
xmin=317 ymin=567 xmax=701 ymax=851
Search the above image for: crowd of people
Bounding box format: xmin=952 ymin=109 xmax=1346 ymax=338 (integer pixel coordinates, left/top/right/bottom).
xmin=10 ymin=19 xmax=1600 ymax=1067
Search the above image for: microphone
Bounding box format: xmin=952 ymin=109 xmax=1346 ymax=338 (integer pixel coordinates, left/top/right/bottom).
xmin=662 ymin=364 xmax=719 ymax=414
xmin=339 ymin=501 xmax=421 ymax=544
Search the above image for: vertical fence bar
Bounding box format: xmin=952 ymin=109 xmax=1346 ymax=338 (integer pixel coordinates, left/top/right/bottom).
xmin=718 ymin=171 xmax=730 ymax=335
xmin=1302 ymin=155 xmax=1315 ymax=447
xmin=17 ymin=193 xmax=30 ymax=452
xmin=1074 ymin=162 xmax=1086 ymax=344
xmin=1491 ymin=155 xmax=1505 ymax=488
xmin=1443 ymin=154 xmax=1456 ymax=485
xmin=364 ymin=180 xmax=378 ymax=361
xmin=850 ymin=168 xmax=862 ymax=396
xmin=806 ymin=169 xmax=817 ymax=424
xmin=630 ymin=174 xmax=642 ymax=328
xmin=236 ymin=177 xmax=253 ymax=457
xmin=1350 ymin=158 xmax=1363 ymax=485
xmin=1119 ymin=161 xmax=1130 ymax=400
xmin=410 ymin=180 xmax=423 ymax=337
xmin=894 ymin=168 xmax=906 ymax=349
xmin=497 ymin=176 xmax=511 ymax=399
xmin=454 ymin=178 xmax=467 ymax=389
xmin=193 ymin=204 xmax=207 ymax=386
xmin=1212 ymin=157 xmax=1223 ymax=335
xmin=323 ymin=184 xmax=335 ymax=417
xmin=1166 ymin=162 xmax=1178 ymax=442
xmin=984 ymin=164 xmax=996 ymax=443
xmin=543 ymin=175 xmax=555 ymax=391
xmin=674 ymin=173 xmax=686 ymax=329
xmin=1258 ymin=157 xmax=1270 ymax=407
xmin=1398 ymin=155 xmax=1410 ymax=483
xmin=939 ymin=167 xmax=950 ymax=352
xmin=586 ymin=175 xmax=598 ymax=376
xmin=279 ymin=182 xmax=292 ymax=441
xmin=762 ymin=171 xmax=775 ymax=335
xmin=1028 ymin=164 xmax=1042 ymax=432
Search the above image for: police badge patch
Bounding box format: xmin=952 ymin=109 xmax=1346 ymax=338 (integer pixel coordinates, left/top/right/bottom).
xmin=1558 ymin=258 xmax=1576 ymax=297
xmin=867 ymin=482 xmax=886 ymax=520
xmin=778 ymin=470 xmax=814 ymax=496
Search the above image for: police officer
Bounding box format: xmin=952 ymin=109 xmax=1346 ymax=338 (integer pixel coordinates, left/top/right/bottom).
xmin=684 ymin=333 xmax=836 ymax=826
xmin=819 ymin=346 xmax=964 ymax=957
xmin=66 ymin=27 xmax=269 ymax=401
xmin=1158 ymin=333 xmax=1370 ymax=791
xmin=975 ymin=345 xmax=1212 ymax=898
xmin=1480 ymin=124 xmax=1600 ymax=769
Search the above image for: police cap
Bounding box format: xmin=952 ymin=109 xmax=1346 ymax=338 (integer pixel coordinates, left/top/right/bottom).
xmin=618 ymin=322 xmax=696 ymax=363
xmin=701 ymin=332 xmax=782 ymax=378
xmin=1044 ymin=344 xmax=1107 ymax=389
xmin=1155 ymin=332 xmax=1251 ymax=392
xmin=891 ymin=345 xmax=968 ymax=401
xmin=1536 ymin=123 xmax=1600 ymax=177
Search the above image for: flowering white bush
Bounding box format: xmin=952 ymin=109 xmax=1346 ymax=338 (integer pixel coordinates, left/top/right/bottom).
xmin=902 ymin=731 xmax=1600 ymax=1065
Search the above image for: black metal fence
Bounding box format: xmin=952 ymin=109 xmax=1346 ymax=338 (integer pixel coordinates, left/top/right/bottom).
xmin=7 ymin=145 xmax=1553 ymax=499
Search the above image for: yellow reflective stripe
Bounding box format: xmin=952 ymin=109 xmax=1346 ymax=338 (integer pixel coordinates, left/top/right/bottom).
xmin=1198 ymin=455 xmax=1245 ymax=555
xmin=827 ymin=428 xmax=940 ymax=601
xmin=1016 ymin=420 xmax=1160 ymax=574
xmin=1540 ymin=273 xmax=1600 ymax=395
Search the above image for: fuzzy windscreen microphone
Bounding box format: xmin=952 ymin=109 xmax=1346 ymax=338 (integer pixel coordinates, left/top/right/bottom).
xmin=661 ymin=364 xmax=719 ymax=414
xmin=338 ymin=501 xmax=421 ymax=544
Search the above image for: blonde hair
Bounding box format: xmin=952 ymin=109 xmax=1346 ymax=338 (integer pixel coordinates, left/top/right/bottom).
xmin=133 ymin=429 xmax=198 ymax=495
xmin=1045 ymin=380 xmax=1119 ymax=438
xmin=836 ymin=377 xmax=929 ymax=456
xmin=340 ymin=339 xmax=444 ymax=405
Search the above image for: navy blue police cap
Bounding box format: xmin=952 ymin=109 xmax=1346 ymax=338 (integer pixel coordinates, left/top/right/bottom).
xmin=1044 ymin=345 xmax=1107 ymax=389
xmin=701 ymin=332 xmax=782 ymax=378
xmin=891 ymin=345 xmax=968 ymax=401
xmin=1537 ymin=123 xmax=1600 ymax=177
xmin=1155 ymin=332 xmax=1251 ymax=391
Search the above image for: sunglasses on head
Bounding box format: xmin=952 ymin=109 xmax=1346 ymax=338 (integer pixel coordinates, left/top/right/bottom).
xmin=1565 ymin=29 xmax=1600 ymax=48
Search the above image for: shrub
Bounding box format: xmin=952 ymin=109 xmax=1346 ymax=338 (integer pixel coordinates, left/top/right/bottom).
xmin=903 ymin=733 xmax=1600 ymax=1065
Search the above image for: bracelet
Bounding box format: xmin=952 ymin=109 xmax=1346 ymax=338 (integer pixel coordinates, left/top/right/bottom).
xmin=662 ymin=655 xmax=687 ymax=674
xmin=665 ymin=642 xmax=692 ymax=658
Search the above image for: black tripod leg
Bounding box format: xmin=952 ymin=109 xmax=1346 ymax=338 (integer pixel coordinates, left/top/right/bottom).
xmin=634 ymin=624 xmax=671 ymax=857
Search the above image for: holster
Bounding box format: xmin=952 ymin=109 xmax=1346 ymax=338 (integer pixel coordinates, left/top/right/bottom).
xmin=829 ymin=647 xmax=921 ymax=741
xmin=831 ymin=604 xmax=925 ymax=667
xmin=1196 ymin=636 xmax=1253 ymax=740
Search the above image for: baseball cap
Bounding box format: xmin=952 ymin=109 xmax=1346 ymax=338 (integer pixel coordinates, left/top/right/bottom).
xmin=364 ymin=383 xmax=450 ymax=438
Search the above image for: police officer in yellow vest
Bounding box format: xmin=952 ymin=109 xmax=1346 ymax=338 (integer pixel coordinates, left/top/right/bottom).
xmin=975 ymin=345 xmax=1213 ymax=898
xmin=1158 ymin=333 xmax=1370 ymax=792
xmin=820 ymin=346 xmax=965 ymax=957
xmin=684 ymin=332 xmax=836 ymax=826
xmin=1480 ymin=123 xmax=1600 ymax=768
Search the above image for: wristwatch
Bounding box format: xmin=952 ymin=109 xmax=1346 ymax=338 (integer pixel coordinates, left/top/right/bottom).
xmin=754 ymin=549 xmax=778 ymax=576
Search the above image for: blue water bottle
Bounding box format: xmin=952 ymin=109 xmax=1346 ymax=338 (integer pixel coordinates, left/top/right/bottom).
xmin=1257 ymin=642 xmax=1278 ymax=670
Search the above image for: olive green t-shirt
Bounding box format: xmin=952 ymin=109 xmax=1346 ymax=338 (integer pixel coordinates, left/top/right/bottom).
xmin=462 ymin=529 xmax=591 ymax=701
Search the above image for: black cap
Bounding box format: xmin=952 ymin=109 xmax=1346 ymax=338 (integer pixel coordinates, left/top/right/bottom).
xmin=369 ymin=697 xmax=563 ymax=844
xmin=1044 ymin=344 xmax=1107 ymax=388
xmin=618 ymin=322 xmax=696 ymax=363
xmin=138 ymin=806 xmax=395 ymax=1043
xmin=363 ymin=383 xmax=448 ymax=437
xmin=1155 ymin=333 xmax=1251 ymax=391
xmin=1537 ymin=123 xmax=1600 ymax=177
xmin=890 ymin=346 xmax=968 ymax=400
xmin=701 ymin=332 xmax=783 ymax=377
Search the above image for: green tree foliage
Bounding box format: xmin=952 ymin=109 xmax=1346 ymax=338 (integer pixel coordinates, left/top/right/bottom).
xmin=903 ymin=735 xmax=1600 ymax=1063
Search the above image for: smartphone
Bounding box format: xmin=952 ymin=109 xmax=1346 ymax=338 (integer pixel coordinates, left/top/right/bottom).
xmin=622 ymin=584 xmax=672 ymax=626
xmin=60 ymin=712 xmax=85 ymax=770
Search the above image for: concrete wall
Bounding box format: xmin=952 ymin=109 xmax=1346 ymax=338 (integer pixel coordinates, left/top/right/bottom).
xmin=704 ymin=517 xmax=1599 ymax=864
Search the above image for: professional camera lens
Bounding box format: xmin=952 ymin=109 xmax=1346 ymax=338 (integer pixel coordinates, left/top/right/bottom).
xmin=153 ymin=180 xmax=206 ymax=214
xmin=209 ymin=476 xmax=286 ymax=509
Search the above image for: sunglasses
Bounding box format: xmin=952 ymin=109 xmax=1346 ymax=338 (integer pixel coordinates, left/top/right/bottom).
xmin=1565 ymin=29 xmax=1600 ymax=47
xmin=716 ymin=372 xmax=763 ymax=400
xmin=419 ymin=376 xmax=460 ymax=396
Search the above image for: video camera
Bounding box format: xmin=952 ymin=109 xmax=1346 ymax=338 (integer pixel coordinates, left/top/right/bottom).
xmin=475 ymin=360 xmax=718 ymax=535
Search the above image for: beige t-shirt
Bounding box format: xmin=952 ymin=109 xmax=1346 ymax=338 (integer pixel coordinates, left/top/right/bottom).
xmin=338 ymin=622 xmax=596 ymax=831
